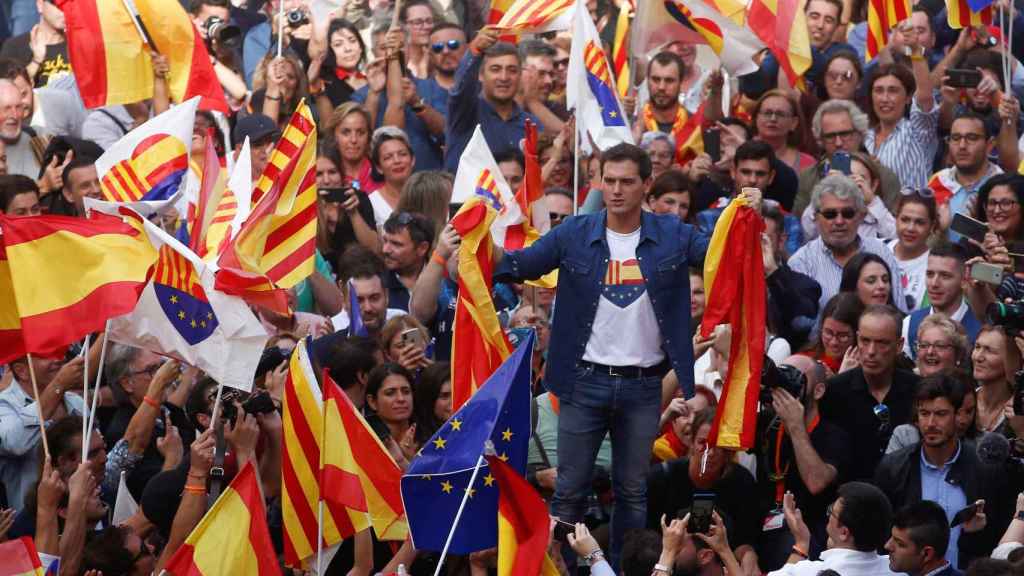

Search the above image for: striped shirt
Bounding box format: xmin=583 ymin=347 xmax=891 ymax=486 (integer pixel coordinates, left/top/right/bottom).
xmin=788 ymin=234 xmax=909 ymax=315
xmin=864 ymin=99 xmax=940 ymax=190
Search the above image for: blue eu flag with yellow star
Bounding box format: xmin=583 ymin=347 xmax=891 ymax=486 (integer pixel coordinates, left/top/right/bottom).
xmin=400 ymin=332 xmax=533 ymax=554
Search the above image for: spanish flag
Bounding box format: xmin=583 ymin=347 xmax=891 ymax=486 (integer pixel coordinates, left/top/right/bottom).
xmin=496 ymin=0 xmax=575 ymax=34
xmin=747 ymin=0 xmax=812 ymax=86
xmin=676 ymin=102 xmax=707 ymax=165
xmin=162 ymin=462 xmax=281 ymax=576
xmin=450 ymin=193 xmax=512 ymax=411
xmin=216 ymin=102 xmax=317 ymax=313
xmin=324 ymin=371 xmax=407 ymax=541
xmin=0 ymin=211 xmax=157 ymax=355
xmin=489 ymin=455 xmax=560 ymax=576
xmin=281 ymin=340 xmax=357 ymax=568
xmin=652 ymin=425 xmax=686 ymax=463
xmin=700 ymin=197 xmax=766 ymax=450
xmin=927 ymin=170 xmax=957 ymax=206
xmin=947 ymin=0 xmax=993 ymax=28
xmin=0 ymin=240 xmax=26 ymax=365
xmin=866 ymin=0 xmax=911 ymax=61
xmin=0 ymin=536 xmax=45 ymax=576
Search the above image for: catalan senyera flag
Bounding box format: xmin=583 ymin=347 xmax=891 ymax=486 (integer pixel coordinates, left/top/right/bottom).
xmin=495 ymin=0 xmax=575 ymax=34
xmin=216 ymin=103 xmax=317 ymax=313
xmin=0 ymin=211 xmax=158 ymax=355
xmin=503 ymin=121 xmax=556 ymax=289
xmin=0 ymin=239 xmax=26 ymax=365
xmin=97 ymin=98 xmax=198 ymax=204
xmin=612 ymin=5 xmax=631 ymax=98
xmin=699 ymin=197 xmax=765 ymax=450
xmin=0 ymin=536 xmax=45 ymax=576
xmin=281 ymin=340 xmax=356 ymax=568
xmin=450 ymin=189 xmax=513 ymax=411
xmin=324 ymin=371 xmax=407 ymax=541
xmin=747 ymin=0 xmax=812 ymax=86
xmin=663 ymin=0 xmax=765 ymax=77
xmin=866 ymin=0 xmax=911 ymax=60
xmin=947 ymin=0 xmax=993 ymax=28
xmin=489 ymin=455 xmax=560 ymax=576
xmin=162 ymin=462 xmax=280 ymax=576
xmin=57 ymin=0 xmax=227 ymax=112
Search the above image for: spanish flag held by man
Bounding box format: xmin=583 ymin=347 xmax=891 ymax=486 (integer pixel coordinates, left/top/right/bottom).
xmin=0 ymin=209 xmax=158 ymax=355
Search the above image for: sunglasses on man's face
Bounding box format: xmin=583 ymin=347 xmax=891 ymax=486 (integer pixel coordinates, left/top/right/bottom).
xmin=818 ymin=208 xmax=858 ymax=220
xmin=431 ymin=39 xmax=462 ymax=54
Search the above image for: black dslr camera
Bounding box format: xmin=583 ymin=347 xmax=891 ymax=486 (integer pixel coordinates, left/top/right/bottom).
xmin=988 ymin=302 xmax=1024 ymax=336
xmin=203 ymin=15 xmax=241 ymax=50
xmin=286 ymin=9 xmax=308 ymax=27
xmin=758 ymin=357 xmax=806 ymax=409
xmin=219 ymin=389 xmax=277 ymax=425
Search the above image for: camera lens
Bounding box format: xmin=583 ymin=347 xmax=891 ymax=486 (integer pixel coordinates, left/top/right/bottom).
xmin=286 ymin=9 xmax=307 ymax=26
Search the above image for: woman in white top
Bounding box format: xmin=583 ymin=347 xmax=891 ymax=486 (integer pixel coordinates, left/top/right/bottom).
xmin=887 ymin=190 xmax=938 ymax=310
xmin=367 ymin=126 xmax=415 ymax=227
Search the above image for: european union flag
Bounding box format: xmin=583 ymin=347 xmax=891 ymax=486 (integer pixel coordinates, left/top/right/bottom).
xmin=400 ymin=332 xmax=533 ymax=554
xmin=583 ymin=42 xmax=627 ymax=128
xmin=347 ymin=279 xmax=367 ymax=337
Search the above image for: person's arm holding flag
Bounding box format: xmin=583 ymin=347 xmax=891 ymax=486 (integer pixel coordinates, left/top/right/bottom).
xmin=490 ymin=216 xmax=565 ymax=283
xmin=154 ymin=430 xmax=215 ymax=574
xmin=410 ymin=222 xmax=461 ymax=325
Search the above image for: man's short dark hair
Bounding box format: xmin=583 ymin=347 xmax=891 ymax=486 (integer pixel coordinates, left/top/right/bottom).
xmin=338 ymin=245 xmax=386 ymax=285
xmin=893 ymin=500 xmax=951 ymax=559
xmin=0 ymin=174 xmax=39 ymax=212
xmin=62 ymin=156 xmax=98 ymax=189
xmin=928 ymin=240 xmax=966 ymax=265
xmin=621 ymin=529 xmax=662 ymax=576
xmin=0 ymin=57 xmax=29 ymax=85
xmin=733 ymin=140 xmax=776 ymax=167
xmin=836 ymin=481 xmax=894 ymax=552
xmin=189 ymin=0 xmax=230 ymax=14
xmin=601 ymin=143 xmax=653 ymax=181
xmin=544 ymin=186 xmax=572 ymax=200
xmin=649 ymin=51 xmax=685 ymax=79
xmin=648 ymin=169 xmax=689 ymax=200
xmin=430 ymin=21 xmax=464 ymax=36
xmin=915 ymin=373 xmax=965 ymax=411
xmin=719 ymin=117 xmax=752 ymax=140
xmin=383 ymin=211 xmax=435 ymax=250
xmin=519 ymin=38 xmax=556 ymax=60
xmin=806 ymin=0 xmax=843 ymax=16
xmin=186 ymin=377 xmax=218 ymax=430
xmin=859 ymin=303 xmax=903 ymax=335
xmin=482 ymin=41 xmax=521 ymax=64
xmin=952 ymin=109 xmax=995 ymax=139
xmin=494 ymin=148 xmax=525 ymax=173
xmin=326 ymin=336 xmax=379 ymax=389
xmin=82 ymin=525 xmax=135 ymax=575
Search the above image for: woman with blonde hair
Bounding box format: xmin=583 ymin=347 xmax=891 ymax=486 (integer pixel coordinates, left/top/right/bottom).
xmin=913 ymin=314 xmax=968 ymax=378
xmin=325 ymin=101 xmax=379 ymax=193
xmin=250 ymin=53 xmax=309 ymax=128
xmin=397 ymin=171 xmax=454 ymax=243
xmin=379 ymin=315 xmax=432 ymax=372
xmin=972 ymin=325 xmax=1022 ymax=433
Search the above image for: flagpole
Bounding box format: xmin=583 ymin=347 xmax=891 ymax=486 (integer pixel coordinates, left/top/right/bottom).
xmin=26 ymin=354 xmax=50 ymax=460
xmin=316 ymin=500 xmax=325 ymax=575
xmin=210 ymin=382 xmax=225 ymax=425
xmin=84 ymin=322 xmax=112 ymax=456
xmin=276 ymin=0 xmax=285 ymax=58
xmin=81 ymin=333 xmax=91 ymax=462
xmin=316 ymin=366 xmax=327 ymax=576
xmin=432 ymin=454 xmax=487 ymax=576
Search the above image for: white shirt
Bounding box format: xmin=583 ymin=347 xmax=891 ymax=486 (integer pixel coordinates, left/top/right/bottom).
xmin=583 ymin=228 xmax=664 ymax=367
xmin=368 ymin=191 xmax=395 ymax=229
xmin=887 ymin=239 xmax=930 ymax=311
xmin=767 ymin=549 xmax=901 ymax=576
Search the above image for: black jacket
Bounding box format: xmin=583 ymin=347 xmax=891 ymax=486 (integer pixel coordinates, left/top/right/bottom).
xmin=874 ymin=441 xmax=1015 ymax=569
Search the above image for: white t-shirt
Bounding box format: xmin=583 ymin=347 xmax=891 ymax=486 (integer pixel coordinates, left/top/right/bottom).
xmin=886 ymin=239 xmax=929 ymax=311
xmin=583 ymin=228 xmax=664 ymax=367
xmin=368 ymin=191 xmax=394 ymax=229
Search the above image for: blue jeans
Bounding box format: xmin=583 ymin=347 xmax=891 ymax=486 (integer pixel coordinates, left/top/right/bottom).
xmin=552 ymin=364 xmax=663 ymax=571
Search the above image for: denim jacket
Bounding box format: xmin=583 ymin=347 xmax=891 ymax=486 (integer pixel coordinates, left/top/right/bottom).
xmin=495 ymin=210 xmax=710 ymax=400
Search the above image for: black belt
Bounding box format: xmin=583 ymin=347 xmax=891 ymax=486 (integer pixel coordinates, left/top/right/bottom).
xmin=578 ymin=359 xmax=669 ymax=379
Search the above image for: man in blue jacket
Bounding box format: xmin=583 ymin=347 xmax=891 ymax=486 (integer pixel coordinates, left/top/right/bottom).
xmin=486 ymin=143 xmax=740 ymax=569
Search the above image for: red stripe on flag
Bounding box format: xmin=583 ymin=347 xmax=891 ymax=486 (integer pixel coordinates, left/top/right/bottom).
xmin=264 ymin=238 xmax=316 ymax=281
xmin=62 ymin=0 xmax=109 ymax=108
xmin=20 ymin=280 xmax=146 ymax=355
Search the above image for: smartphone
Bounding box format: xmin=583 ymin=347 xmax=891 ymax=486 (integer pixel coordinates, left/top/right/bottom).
xmin=950 ymin=502 xmax=980 ymax=527
xmin=688 ymin=493 xmax=715 ymax=534
xmin=553 ymin=520 xmax=574 ymax=543
xmin=970 ymin=261 xmax=1005 ymax=286
xmin=1010 ymin=253 xmax=1024 ymax=274
xmin=319 ymin=187 xmax=352 ymax=203
xmin=829 ymin=151 xmax=852 ymax=175
xmin=945 ymin=68 xmax=982 ymax=89
xmin=951 ymin=212 xmax=989 ymax=243
xmin=702 ymin=128 xmax=721 ymax=163
xmin=400 ymin=327 xmax=426 ymax=351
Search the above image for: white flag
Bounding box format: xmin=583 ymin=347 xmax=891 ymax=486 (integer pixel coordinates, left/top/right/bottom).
xmin=111 ymin=471 xmax=138 ymax=525
xmin=449 ymin=126 xmax=523 ymax=247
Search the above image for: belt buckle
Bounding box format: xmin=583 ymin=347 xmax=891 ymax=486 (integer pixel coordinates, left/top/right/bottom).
xmin=607 ymin=365 xmax=624 ymax=377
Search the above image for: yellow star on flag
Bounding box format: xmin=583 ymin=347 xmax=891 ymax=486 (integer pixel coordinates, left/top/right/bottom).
xmin=441 ymin=481 xmax=453 ymax=494
xmin=465 ymin=486 xmax=476 ymax=498
xmin=501 ymin=428 xmax=513 ymax=441
xmin=169 ymin=295 xmax=178 ymax=304
xmin=433 ymin=437 xmax=447 ymax=450
xmin=177 ymin=311 xmax=185 ymax=319
xmin=498 ymin=452 xmax=509 ymax=462
xmin=451 ymin=418 xmax=462 ymax=431
xmin=190 ymin=319 xmax=197 ymax=328
xmin=483 ymin=474 xmax=495 ymax=487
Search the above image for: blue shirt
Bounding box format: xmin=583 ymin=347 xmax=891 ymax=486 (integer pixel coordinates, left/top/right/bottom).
xmin=353 ymin=77 xmax=450 ymax=171
xmin=494 ymin=210 xmax=710 ymax=399
xmin=444 ymin=52 xmax=539 ymax=174
xmin=242 ymin=21 xmax=271 ymax=89
xmin=920 ymin=442 xmax=968 ymax=568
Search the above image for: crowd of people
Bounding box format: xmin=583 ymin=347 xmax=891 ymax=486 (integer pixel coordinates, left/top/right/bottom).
xmin=2 ymin=0 xmax=1024 ymax=575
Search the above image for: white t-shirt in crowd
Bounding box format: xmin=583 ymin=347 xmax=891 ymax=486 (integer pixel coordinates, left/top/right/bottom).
xmin=887 ymin=239 xmax=929 ymax=311
xmin=583 ymin=227 xmax=664 ymax=367
xmin=368 ymin=191 xmax=394 ymax=229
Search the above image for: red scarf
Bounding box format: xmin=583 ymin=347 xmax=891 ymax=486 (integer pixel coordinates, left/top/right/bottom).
xmin=335 ymin=67 xmax=366 ymax=82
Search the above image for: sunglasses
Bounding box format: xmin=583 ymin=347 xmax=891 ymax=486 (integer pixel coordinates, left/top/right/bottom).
xmin=431 ymin=39 xmax=462 ymax=53
xmin=818 ymin=208 xmax=858 ymax=220
xmin=900 ymin=187 xmax=935 ymax=198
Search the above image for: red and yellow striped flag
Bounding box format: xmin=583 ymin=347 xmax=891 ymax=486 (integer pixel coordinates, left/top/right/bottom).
xmin=503 ymin=121 xmax=556 ymax=289
xmin=495 ymin=0 xmax=575 ymax=34
xmin=188 ymin=134 xmax=234 ymax=260
xmin=676 ymin=101 xmax=707 ymax=165
xmin=216 ymin=102 xmax=317 ymax=313
xmin=747 ymin=0 xmax=812 ymax=86
xmin=324 ymin=371 xmax=407 ymax=541
xmin=0 ymin=240 xmax=26 ymax=366
xmin=0 ymin=211 xmax=157 ymax=354
xmin=652 ymin=426 xmax=686 ymax=463
xmin=163 ymin=462 xmax=281 ymax=575
xmin=947 ymin=0 xmax=993 ymax=28
xmin=0 ymin=536 xmax=45 ymax=576
xmin=282 ymin=340 xmax=362 ymax=568
xmin=866 ymin=0 xmax=911 ymax=60
xmin=450 ymin=196 xmax=512 ymax=411
xmin=612 ymin=5 xmax=632 ymax=99
xmin=700 ymin=197 xmax=765 ymax=450
xmin=489 ymin=455 xmax=561 ymax=576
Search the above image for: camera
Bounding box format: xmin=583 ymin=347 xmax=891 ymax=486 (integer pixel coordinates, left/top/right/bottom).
xmin=286 ymin=9 xmax=308 ymax=27
xmin=987 ymin=301 xmax=1024 ymax=335
xmin=255 ymin=346 xmax=288 ymax=379
xmin=203 ymin=16 xmax=241 ymax=50
xmin=219 ymin=390 xmax=277 ymax=424
xmin=758 ymin=357 xmax=806 ymax=408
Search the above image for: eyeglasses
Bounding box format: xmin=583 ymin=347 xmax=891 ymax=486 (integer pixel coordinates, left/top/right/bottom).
xmin=406 ymin=17 xmax=434 ymax=28
xmin=947 ymin=133 xmax=987 ymax=144
xmin=826 ymin=70 xmax=855 ymax=83
xmin=820 ymin=129 xmax=859 ymax=143
xmin=431 ymin=39 xmax=462 ymax=53
xmin=916 ymin=341 xmax=955 ymax=352
xmin=821 ymin=327 xmax=853 ymax=343
xmin=759 ymin=109 xmax=793 ymax=120
xmin=986 ymin=198 xmax=1019 ymax=212
xmin=817 ymin=207 xmax=858 ymax=220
